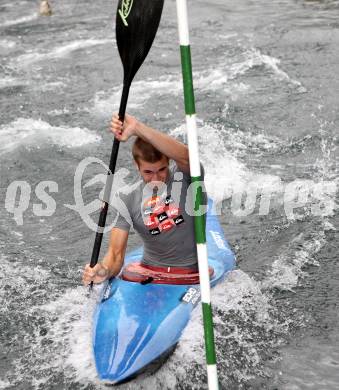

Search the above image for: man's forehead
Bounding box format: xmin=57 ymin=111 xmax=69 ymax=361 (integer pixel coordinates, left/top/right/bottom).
xmin=139 ymin=158 xmax=169 ymax=170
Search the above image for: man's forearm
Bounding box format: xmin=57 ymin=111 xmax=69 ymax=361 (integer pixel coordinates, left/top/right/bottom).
xmin=135 ymin=122 xmax=189 ymax=167
xmin=102 ymin=252 xmax=124 ymax=278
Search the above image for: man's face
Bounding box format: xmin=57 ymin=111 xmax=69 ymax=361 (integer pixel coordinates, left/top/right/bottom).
xmin=137 ymin=156 xmax=169 ymax=184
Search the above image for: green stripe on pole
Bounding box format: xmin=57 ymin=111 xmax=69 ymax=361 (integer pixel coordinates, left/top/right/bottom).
xmin=202 ymin=302 xmax=217 ymax=365
xmin=191 ymin=176 xmax=206 ymax=244
xmin=180 ymin=45 xmax=196 ymax=115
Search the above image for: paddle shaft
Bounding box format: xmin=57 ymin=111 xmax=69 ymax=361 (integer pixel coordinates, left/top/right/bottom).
xmin=176 ymin=0 xmax=219 ymax=388
xmin=88 ymin=0 xmax=164 ymax=287
xmin=90 ymin=83 xmax=130 ymax=270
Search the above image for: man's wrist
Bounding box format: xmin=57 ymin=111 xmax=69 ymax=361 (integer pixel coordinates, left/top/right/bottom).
xmin=99 ymin=262 xmax=112 ymax=279
xmin=134 ymin=121 xmax=144 ymax=138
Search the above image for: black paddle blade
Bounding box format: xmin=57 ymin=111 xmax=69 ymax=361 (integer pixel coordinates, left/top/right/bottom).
xmin=116 ymin=0 xmax=164 ymax=84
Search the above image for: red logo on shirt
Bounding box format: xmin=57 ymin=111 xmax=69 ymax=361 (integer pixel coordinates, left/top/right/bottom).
xmin=167 ymin=206 xmax=179 ymax=218
xmin=144 ymin=196 xmax=160 ymax=208
xmin=143 ymin=195 xmax=184 ymax=235
xmin=160 ymin=219 xmax=174 ymax=232
xmin=145 ymin=215 xmax=158 ymax=230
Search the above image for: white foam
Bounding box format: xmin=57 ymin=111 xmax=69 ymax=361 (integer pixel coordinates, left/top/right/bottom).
xmin=0 ymin=256 xmax=51 ymax=318
xmin=0 ymin=379 xmax=11 ymax=390
xmin=194 ymin=67 xmax=250 ymax=92
xmin=229 ymin=48 xmax=303 ymax=87
xmin=40 ymin=285 xmax=104 ymax=388
xmin=0 ymin=118 xmax=101 ymax=154
xmin=47 ymin=107 xmax=71 ymax=116
xmin=170 ymin=120 xmax=282 ymax=203
xmin=93 ymin=68 xmax=249 ymax=116
xmin=16 ymin=39 xmax=112 ymax=66
xmin=262 ymin=230 xmax=326 ymax=292
xmin=94 ymin=75 xmax=181 ymax=116
xmin=0 ymin=13 xmax=38 ymax=27
xmin=0 ymin=39 xmax=16 ymax=48
xmin=0 ymin=76 xmax=25 ymax=89
xmin=0 ymin=256 xmax=50 ymax=283
xmin=217 ymin=33 xmax=238 ymax=40
xmin=153 ymin=270 xmax=276 ymax=386
xmin=39 ymin=81 xmax=67 ymax=91
xmin=93 ymin=46 xmax=301 ymax=117
xmin=3 ymin=279 xmax=105 ymax=389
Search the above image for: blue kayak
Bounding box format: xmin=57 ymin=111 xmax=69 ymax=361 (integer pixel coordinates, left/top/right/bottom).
xmin=92 ymin=200 xmax=235 ymax=384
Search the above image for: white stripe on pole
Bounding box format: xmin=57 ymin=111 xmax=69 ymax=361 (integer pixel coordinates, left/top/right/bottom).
xmin=185 ymin=114 xmax=201 ymax=177
xmin=176 ymin=0 xmax=189 ymax=45
xmin=197 ymin=244 xmax=211 ymax=303
xmin=207 ymin=365 xmax=219 ymax=390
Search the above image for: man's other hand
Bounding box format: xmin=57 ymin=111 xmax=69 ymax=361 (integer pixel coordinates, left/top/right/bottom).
xmin=110 ymin=113 xmax=139 ymax=142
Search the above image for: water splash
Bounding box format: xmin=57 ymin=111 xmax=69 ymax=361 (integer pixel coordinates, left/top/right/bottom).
xmin=0 ymin=118 xmax=101 ymax=155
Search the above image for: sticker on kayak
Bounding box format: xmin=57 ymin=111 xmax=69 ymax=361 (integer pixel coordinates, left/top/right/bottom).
xmin=210 ymin=230 xmax=227 ymax=250
xmin=102 ymin=283 xmax=112 ymax=301
xmin=181 ymin=287 xmax=201 ymax=305
xmin=101 ymin=279 xmax=116 ymax=302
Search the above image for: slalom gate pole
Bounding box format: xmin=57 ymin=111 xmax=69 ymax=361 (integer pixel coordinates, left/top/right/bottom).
xmin=175 ymin=1 xmax=219 ymax=389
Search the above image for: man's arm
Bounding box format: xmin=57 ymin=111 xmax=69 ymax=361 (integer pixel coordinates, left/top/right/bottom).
xmin=110 ymin=114 xmax=190 ymax=173
xmin=135 ymin=122 xmax=190 ymax=173
xmin=82 ymin=228 xmax=128 ymax=285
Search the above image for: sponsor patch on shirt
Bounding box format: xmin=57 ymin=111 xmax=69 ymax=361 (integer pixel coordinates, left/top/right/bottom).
xmin=164 ymin=195 xmax=174 ymax=206
xmin=149 ymin=227 xmax=161 ymax=235
xmin=173 ymin=215 xmax=184 ymax=225
xmin=167 ymin=206 xmax=179 ymax=218
xmin=144 ymin=208 xmax=153 ymax=216
xmin=157 ymin=212 xmax=168 ymax=222
xmin=160 ymin=219 xmax=174 ymax=232
xmin=145 ymin=215 xmax=158 ymax=230
xmin=153 ymin=204 xmax=166 ymax=215
xmin=144 ymin=194 xmax=185 ymax=235
xmin=144 ymin=196 xmax=160 ymax=209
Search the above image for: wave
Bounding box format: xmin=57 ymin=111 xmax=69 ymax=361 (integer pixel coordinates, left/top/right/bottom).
xmin=0 ymin=39 xmax=16 ymax=49
xmin=0 ymin=379 xmax=11 ymax=390
xmin=0 ymin=76 xmax=26 ymax=89
xmin=0 ymin=251 xmax=100 ymax=389
xmin=93 ymin=74 xmax=248 ymax=117
xmin=16 ymin=39 xmax=112 ymax=66
xmin=93 ymin=46 xmax=304 ymax=116
xmin=0 ymin=118 xmax=101 ymax=154
xmin=93 ymin=76 xmax=181 ymax=116
xmin=0 ymin=13 xmax=38 ymax=28
xmin=229 ymin=48 xmax=304 ymax=89
xmin=1 ymin=268 xmax=278 ymax=389
xmin=143 ymin=270 xmax=284 ymax=387
xmin=170 ymin=120 xmax=282 ymax=203
xmin=262 ymin=219 xmax=335 ymax=292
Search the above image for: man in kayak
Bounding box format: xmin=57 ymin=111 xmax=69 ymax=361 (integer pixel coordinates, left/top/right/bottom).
xmin=82 ymin=114 xmax=205 ymax=285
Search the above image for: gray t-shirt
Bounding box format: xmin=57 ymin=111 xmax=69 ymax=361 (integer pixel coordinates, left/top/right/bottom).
xmin=111 ymin=164 xmax=206 ymax=268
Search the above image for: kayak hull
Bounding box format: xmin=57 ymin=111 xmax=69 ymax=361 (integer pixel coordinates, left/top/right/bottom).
xmin=93 ymin=200 xmax=235 ymax=383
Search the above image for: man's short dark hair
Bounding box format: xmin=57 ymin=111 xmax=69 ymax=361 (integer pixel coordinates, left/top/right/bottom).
xmin=132 ymin=137 xmax=168 ymax=165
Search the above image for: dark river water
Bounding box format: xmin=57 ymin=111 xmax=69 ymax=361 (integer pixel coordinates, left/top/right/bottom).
xmin=0 ymin=0 xmax=338 ymax=389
